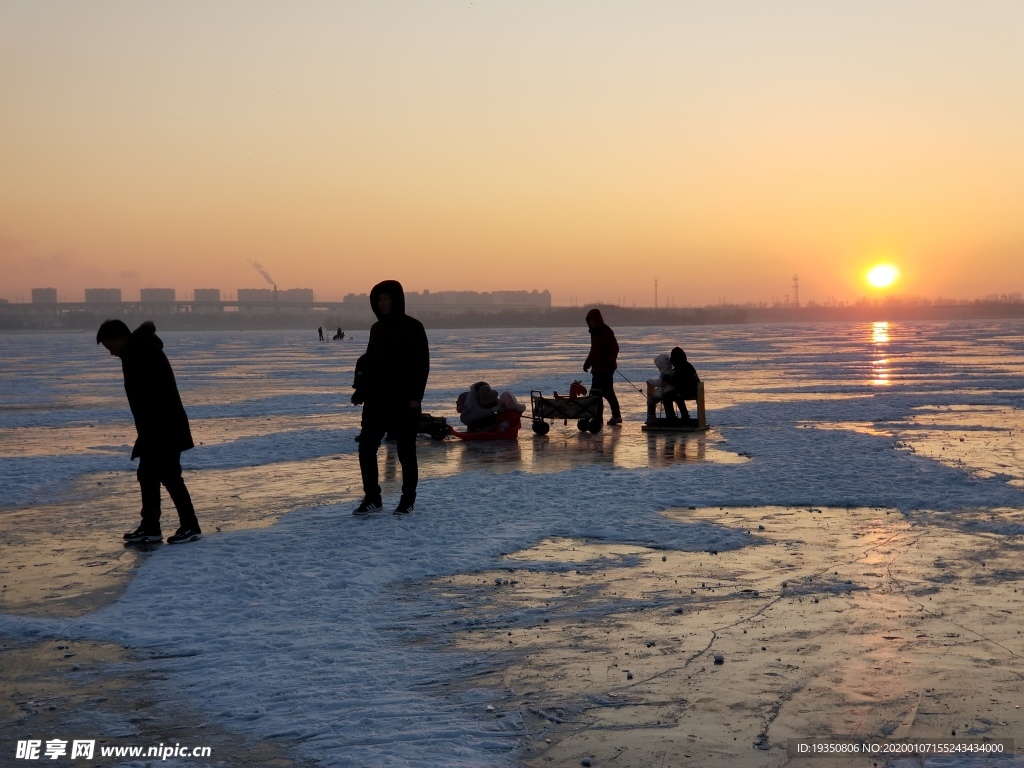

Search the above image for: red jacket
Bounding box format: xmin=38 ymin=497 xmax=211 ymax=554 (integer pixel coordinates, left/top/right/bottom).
xmin=583 ymin=309 xmax=619 ymax=374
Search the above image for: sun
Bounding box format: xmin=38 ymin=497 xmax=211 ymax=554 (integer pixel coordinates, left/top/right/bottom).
xmin=866 ymin=263 xmax=899 ymax=289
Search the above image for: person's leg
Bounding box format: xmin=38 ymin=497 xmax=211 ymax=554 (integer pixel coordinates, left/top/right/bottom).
xmin=468 ymin=414 xmax=497 ymax=432
xmin=663 ymin=394 xmax=678 ymax=420
xmin=157 ymin=452 xmax=200 ymax=532
xmin=670 ymin=393 xmax=690 ymax=419
xmin=605 ymin=383 xmax=621 ymax=420
xmin=357 ymin=420 xmax=387 ymax=502
xmin=136 ymin=455 xmax=163 ymax=531
xmin=592 ymin=372 xmax=621 ymax=421
xmin=392 ymin=409 xmax=419 ymax=503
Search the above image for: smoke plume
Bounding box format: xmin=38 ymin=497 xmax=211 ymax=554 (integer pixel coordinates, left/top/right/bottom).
xmin=249 ymin=260 xmax=275 ymax=287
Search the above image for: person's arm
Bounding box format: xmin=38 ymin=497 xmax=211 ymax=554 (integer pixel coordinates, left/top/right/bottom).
xmin=351 ymin=327 xmax=379 ymax=404
xmin=460 ymin=391 xmax=487 ymax=424
xmin=607 ymin=332 xmax=619 ymax=368
xmin=408 ymin=321 xmax=429 ymax=409
xmin=351 ymin=354 xmax=368 ymax=405
xmin=594 ymin=328 xmax=618 ymax=371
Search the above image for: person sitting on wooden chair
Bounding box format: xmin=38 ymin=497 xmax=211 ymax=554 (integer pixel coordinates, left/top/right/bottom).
xmin=662 ymin=347 xmax=700 ymax=421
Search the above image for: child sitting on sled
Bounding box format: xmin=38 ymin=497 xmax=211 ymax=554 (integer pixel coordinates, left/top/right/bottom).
xmin=458 ymin=382 xmax=525 ymax=432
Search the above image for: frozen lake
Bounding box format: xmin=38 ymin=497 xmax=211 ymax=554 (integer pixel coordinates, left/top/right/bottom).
xmin=2 ymin=320 xmax=1024 ymax=766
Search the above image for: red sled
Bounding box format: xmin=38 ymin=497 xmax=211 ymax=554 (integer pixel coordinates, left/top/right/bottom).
xmin=447 ymin=409 xmax=522 ymax=441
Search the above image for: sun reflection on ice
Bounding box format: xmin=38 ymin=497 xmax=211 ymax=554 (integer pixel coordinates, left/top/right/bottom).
xmin=871 ymin=321 xmax=890 ymax=344
xmin=868 ymin=322 xmax=892 ymax=385
xmin=871 ymin=358 xmax=891 ymax=386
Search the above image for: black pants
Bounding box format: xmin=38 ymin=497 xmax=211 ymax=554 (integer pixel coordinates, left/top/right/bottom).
xmin=137 ymin=451 xmax=200 ymax=531
xmin=466 ymin=414 xmax=497 ymax=432
xmin=663 ymin=393 xmax=690 ymax=419
xmin=590 ymin=372 xmax=621 ymax=419
xmin=358 ymin=407 xmax=419 ymax=501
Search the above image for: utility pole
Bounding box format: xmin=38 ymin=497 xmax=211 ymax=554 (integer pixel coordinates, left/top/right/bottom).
xmin=654 ymin=279 xmax=658 ymax=309
xmin=792 ymin=274 xmax=800 ymax=308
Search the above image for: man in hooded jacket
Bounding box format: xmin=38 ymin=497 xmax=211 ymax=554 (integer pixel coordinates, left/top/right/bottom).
xmin=661 ymin=346 xmax=700 ymax=420
xmin=97 ymin=319 xmax=202 ymax=544
xmin=350 ymin=280 xmax=430 ymax=515
xmin=582 ymin=308 xmax=622 ymax=425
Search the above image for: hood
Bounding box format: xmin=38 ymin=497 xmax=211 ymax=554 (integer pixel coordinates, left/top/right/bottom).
xmin=473 ymin=381 xmax=498 ymax=407
xmin=585 ymin=308 xmax=604 ymax=329
xmin=670 ymin=347 xmax=687 ymax=366
xmin=370 ymin=280 xmax=407 ymax=320
xmin=129 ymin=320 xmax=163 ymax=352
xmin=654 ymin=353 xmax=673 ymax=375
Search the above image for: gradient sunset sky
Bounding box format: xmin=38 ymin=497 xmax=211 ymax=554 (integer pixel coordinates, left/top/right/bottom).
xmin=2 ymin=1 xmax=1022 ymax=306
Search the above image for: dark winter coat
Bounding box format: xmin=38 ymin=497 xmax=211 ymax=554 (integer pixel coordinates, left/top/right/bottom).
xmin=459 ymin=382 xmax=501 ymax=429
xmin=663 ymin=347 xmax=700 ymax=399
xmin=355 ymin=280 xmax=430 ymax=416
xmin=120 ymin=321 xmax=194 ymax=459
xmin=583 ymin=308 xmax=619 ymax=374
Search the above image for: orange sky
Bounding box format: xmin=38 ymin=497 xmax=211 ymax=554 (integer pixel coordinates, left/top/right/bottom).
xmin=2 ymin=1 xmax=1023 ymax=306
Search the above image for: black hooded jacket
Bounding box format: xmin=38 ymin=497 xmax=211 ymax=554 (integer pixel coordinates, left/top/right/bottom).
xmin=119 ymin=321 xmax=194 ymax=459
xmin=663 ymin=347 xmax=700 ymax=399
xmin=356 ymin=280 xmax=430 ymax=413
xmin=583 ymin=308 xmax=619 ymax=374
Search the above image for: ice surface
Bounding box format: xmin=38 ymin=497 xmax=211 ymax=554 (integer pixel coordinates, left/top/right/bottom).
xmin=3 ymin=320 xmax=1024 ymax=766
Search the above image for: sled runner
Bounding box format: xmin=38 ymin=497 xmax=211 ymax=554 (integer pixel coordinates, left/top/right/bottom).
xmin=446 ymin=409 xmax=522 ymax=440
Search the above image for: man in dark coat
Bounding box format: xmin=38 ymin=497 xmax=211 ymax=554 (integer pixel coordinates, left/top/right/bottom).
xmin=350 ymin=280 xmax=429 ymax=515
xmin=97 ymin=320 xmax=202 ymax=544
xmin=582 ymin=308 xmax=622 ymax=425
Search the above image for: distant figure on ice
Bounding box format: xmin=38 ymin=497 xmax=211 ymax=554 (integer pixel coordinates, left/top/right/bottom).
xmin=96 ymin=320 xmax=202 ymax=544
xmin=333 ymin=327 xmax=345 ymax=340
xmin=582 ymin=308 xmax=622 ymax=425
xmin=647 ymin=347 xmax=700 ymax=423
xmin=458 ymin=382 xmax=504 ymax=432
xmin=318 ymin=326 xmax=324 ymax=341
xmin=350 ymin=281 xmax=429 ymax=516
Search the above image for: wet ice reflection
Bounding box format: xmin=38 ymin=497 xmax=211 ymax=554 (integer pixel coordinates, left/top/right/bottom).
xmin=821 ymin=404 xmax=1024 ymax=488
xmin=871 ymin=357 xmax=891 ymax=386
xmin=430 ymin=428 xmax=745 ymax=477
xmin=407 ymin=506 xmax=1024 ymax=766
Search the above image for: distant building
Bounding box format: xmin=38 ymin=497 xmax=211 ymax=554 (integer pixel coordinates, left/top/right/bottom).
xmin=492 ymin=289 xmax=551 ymax=307
xmin=342 ymin=288 xmax=552 ymax=311
xmin=32 ymin=288 xmax=58 ymax=304
xmin=237 ymin=288 xmax=274 ymax=303
xmin=277 ymin=288 xmax=314 ymax=303
xmin=85 ymin=288 xmax=122 ymax=303
xmin=140 ymin=288 xmax=176 ymax=303
xmin=193 ymin=288 xmax=222 ymax=314
xmin=237 ymin=288 xmax=274 ymax=313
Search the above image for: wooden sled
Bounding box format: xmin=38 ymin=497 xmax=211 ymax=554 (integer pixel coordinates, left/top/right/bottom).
xmin=641 ymin=381 xmax=710 ymax=433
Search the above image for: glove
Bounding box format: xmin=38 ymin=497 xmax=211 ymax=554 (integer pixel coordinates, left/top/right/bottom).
xmin=583 ymin=364 xmax=590 ymax=373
